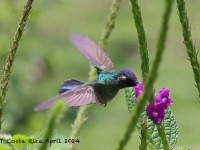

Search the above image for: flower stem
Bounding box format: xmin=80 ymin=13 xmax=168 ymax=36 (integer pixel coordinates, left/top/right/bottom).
xmin=68 ymin=105 xmax=89 ymax=150
xmin=129 ymin=0 xmax=155 ymax=104
xmin=116 ymin=0 xmax=174 ymax=149
xmin=176 ymin=0 xmax=200 ymax=100
xmin=39 ymin=101 xmax=66 ymax=150
xmin=98 ymin=0 xmax=122 ymax=51
xmin=139 ymin=122 xmax=148 ymax=150
xmin=130 ymin=0 xmax=149 ymax=83
xmin=0 ymin=0 xmax=34 ymax=130
xmin=156 ymin=123 xmax=170 ymax=150
xmin=68 ymin=0 xmax=122 ymax=149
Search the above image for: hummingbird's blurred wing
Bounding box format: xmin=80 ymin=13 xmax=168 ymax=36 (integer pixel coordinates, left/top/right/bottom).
xmin=34 ymin=86 xmax=100 ymax=111
xmin=69 ymin=33 xmax=113 ymax=71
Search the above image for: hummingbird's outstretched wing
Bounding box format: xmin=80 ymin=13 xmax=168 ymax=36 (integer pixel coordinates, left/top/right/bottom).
xmin=34 ymin=86 xmax=100 ymax=111
xmin=69 ymin=33 xmax=113 ymax=71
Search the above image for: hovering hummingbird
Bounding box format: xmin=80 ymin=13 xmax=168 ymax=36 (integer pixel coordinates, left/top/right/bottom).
xmin=34 ymin=34 xmax=138 ymax=111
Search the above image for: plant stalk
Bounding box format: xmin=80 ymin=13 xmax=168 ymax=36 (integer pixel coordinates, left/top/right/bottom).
xmin=116 ymin=0 xmax=174 ymax=149
xmin=0 ymin=0 xmax=34 ymax=129
xmin=68 ymin=0 xmax=122 ymax=149
xmin=176 ymin=0 xmax=200 ymax=100
xmin=156 ymin=123 xmax=170 ymax=150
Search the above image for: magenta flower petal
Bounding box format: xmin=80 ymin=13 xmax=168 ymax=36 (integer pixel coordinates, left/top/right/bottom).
xmin=146 ymin=103 xmax=165 ymax=124
xmin=133 ymin=80 xmax=174 ymax=124
xmin=133 ymin=81 xmax=144 ymax=102
xmin=155 ymin=88 xmax=174 ymax=109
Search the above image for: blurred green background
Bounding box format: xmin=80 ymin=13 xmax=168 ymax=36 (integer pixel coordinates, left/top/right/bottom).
xmin=0 ymin=0 xmax=200 ymax=149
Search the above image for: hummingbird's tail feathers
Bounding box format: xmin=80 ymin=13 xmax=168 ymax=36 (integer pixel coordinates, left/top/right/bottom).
xmin=34 ymin=86 xmax=100 ymax=112
xmin=59 ymin=79 xmax=83 ymax=94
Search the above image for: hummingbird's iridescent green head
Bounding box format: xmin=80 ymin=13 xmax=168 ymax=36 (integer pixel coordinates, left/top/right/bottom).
xmin=117 ymin=69 xmax=138 ymax=89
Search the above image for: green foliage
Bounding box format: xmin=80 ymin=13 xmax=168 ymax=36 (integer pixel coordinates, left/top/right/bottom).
xmin=117 ymin=0 xmax=174 ymax=149
xmin=0 ymin=0 xmax=34 ymax=129
xmin=0 ymin=0 xmax=199 ymax=149
xmin=176 ymin=0 xmax=200 ymax=100
xmin=0 ymin=145 xmax=10 ymax=150
xmin=174 ymin=147 xmax=191 ymax=150
xmin=0 ymin=132 xmax=69 ymax=150
xmin=10 ymin=134 xmax=30 ymax=149
xmin=0 ymin=101 xmax=66 ymax=150
xmin=125 ymin=87 xmax=136 ymax=112
xmin=125 ymin=88 xmax=178 ymax=150
xmin=28 ymin=133 xmax=68 ymax=150
xmin=48 ymin=134 xmax=69 ymax=150
xmin=163 ymin=108 xmax=178 ymax=149
xmin=39 ymin=101 xmax=66 ymax=150
xmin=148 ymin=109 xmax=178 ymax=150
xmin=129 ymin=0 xmax=149 ymax=83
xmin=0 ymin=134 xmax=29 ymax=150
xmin=69 ymin=105 xmax=88 ymax=150
xmin=139 ymin=122 xmax=148 ymax=150
xmin=98 ymin=0 xmax=122 ymax=51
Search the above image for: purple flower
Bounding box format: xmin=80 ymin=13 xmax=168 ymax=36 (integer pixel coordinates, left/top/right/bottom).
xmin=146 ymin=103 xmax=165 ymax=124
xmin=133 ymin=82 xmax=174 ymax=124
xmin=133 ymin=81 xmax=143 ymax=102
xmin=146 ymin=88 xmax=173 ymax=124
xmin=155 ymin=88 xmax=174 ymax=109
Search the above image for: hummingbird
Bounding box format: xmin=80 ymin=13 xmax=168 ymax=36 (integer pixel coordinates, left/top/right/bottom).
xmin=34 ymin=33 xmax=138 ymax=111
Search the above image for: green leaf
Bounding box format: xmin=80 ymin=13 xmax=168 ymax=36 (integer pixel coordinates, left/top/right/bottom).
xmin=0 ymin=145 xmax=11 ymax=150
xmin=174 ymin=147 xmax=191 ymax=150
xmin=25 ymin=132 xmax=44 ymax=150
xmin=10 ymin=134 xmax=30 ymax=149
xmin=163 ymin=108 xmax=178 ymax=149
xmin=146 ymin=108 xmax=178 ymax=150
xmin=124 ymin=88 xmax=178 ymax=150
xmin=146 ymin=120 xmax=162 ymax=150
xmin=125 ymin=87 xmax=136 ymax=112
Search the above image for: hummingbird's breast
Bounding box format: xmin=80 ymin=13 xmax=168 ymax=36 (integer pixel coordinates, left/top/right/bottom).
xmin=93 ymin=71 xmax=121 ymax=104
xmin=92 ymin=83 xmax=119 ymax=104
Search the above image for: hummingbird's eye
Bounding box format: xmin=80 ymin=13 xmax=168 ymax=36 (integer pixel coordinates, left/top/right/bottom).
xmin=119 ymin=75 xmax=126 ymax=80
